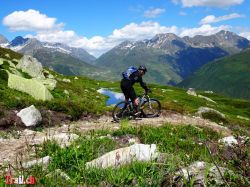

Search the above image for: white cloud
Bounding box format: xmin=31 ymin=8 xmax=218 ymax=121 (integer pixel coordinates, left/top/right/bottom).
xmin=179 ymin=24 xmax=231 ymax=37
xmin=200 ymin=13 xmax=244 ymax=25
xmin=144 ymin=8 xmax=165 ymax=18
xmin=179 ymin=11 xmax=187 ymax=16
xmin=6 ymin=10 xmax=239 ymax=57
xmin=3 ymin=9 xmax=63 ymax=31
xmin=27 ymin=22 xmax=233 ymax=57
xmin=239 ymin=32 xmax=250 ymax=40
xmin=172 ymin=0 xmax=244 ymax=7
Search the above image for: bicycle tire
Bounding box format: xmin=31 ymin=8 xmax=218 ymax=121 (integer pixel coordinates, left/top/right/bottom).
xmin=141 ymin=98 xmax=161 ymax=118
xmin=112 ymin=101 xmax=131 ymax=122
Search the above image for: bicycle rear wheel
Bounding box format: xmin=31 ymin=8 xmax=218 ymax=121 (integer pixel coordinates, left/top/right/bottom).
xmin=112 ymin=101 xmax=131 ymax=122
xmin=141 ymin=99 xmax=161 ymax=118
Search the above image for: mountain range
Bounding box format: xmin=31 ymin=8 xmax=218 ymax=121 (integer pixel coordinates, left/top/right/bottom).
xmin=1 ymin=30 xmax=250 ymax=99
xmin=95 ymin=30 xmax=250 ymax=85
xmin=0 ymin=35 xmax=111 ymax=79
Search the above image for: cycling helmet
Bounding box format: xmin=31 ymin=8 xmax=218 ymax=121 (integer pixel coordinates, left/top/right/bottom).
xmin=138 ymin=65 xmax=147 ymax=73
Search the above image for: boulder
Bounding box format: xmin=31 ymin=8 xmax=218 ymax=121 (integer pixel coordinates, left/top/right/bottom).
xmin=17 ymin=105 xmax=42 ymax=127
xmin=16 ymin=55 xmax=45 ymax=79
xmin=218 ymin=136 xmax=238 ymax=147
xmin=187 ymin=88 xmax=197 ymax=96
xmin=86 ymin=144 xmax=158 ymax=169
xmin=8 ymin=73 xmax=53 ymax=101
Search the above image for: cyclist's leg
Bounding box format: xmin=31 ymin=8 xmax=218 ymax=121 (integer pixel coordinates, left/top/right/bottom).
xmin=127 ymin=86 xmax=138 ymax=113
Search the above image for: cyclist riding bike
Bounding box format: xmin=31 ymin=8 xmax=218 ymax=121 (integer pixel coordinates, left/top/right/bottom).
xmin=120 ymin=65 xmax=151 ymax=115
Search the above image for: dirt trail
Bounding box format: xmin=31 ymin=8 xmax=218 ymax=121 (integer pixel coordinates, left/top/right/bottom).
xmin=0 ymin=112 xmax=231 ymax=170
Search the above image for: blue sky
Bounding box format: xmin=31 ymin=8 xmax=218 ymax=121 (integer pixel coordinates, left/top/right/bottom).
xmin=0 ymin=0 xmax=250 ymax=56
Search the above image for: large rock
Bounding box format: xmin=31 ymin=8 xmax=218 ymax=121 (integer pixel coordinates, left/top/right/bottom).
xmin=16 ymin=55 xmax=45 ymax=79
xmin=86 ymin=144 xmax=158 ymax=169
xmin=17 ymin=105 xmax=42 ymax=127
xmin=8 ymin=73 xmax=53 ymax=101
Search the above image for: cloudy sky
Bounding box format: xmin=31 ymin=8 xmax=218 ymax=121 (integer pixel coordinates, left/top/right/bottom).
xmin=0 ymin=0 xmax=250 ymax=57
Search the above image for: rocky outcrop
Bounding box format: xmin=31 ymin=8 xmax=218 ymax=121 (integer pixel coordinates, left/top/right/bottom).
xmin=8 ymin=73 xmax=53 ymax=101
xmin=17 ymin=55 xmax=45 ymax=79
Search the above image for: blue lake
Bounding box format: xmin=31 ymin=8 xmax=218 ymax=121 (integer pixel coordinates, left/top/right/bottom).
xmin=98 ymin=88 xmax=125 ymax=106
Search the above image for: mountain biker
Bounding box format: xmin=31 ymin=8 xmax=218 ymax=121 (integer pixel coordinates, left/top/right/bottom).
xmin=121 ymin=65 xmax=151 ymax=114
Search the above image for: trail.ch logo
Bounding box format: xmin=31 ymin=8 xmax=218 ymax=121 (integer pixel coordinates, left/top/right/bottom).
xmin=4 ymin=174 xmax=36 ymax=185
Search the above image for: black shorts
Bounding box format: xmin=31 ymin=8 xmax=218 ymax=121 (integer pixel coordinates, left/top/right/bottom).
xmin=120 ymin=79 xmax=136 ymax=102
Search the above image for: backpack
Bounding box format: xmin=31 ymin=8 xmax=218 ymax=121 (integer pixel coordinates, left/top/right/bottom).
xmin=122 ymin=66 xmax=138 ymax=80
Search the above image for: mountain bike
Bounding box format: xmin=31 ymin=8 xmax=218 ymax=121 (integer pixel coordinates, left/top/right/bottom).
xmin=112 ymin=91 xmax=161 ymax=122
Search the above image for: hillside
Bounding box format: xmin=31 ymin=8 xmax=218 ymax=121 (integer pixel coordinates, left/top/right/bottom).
xmin=179 ymin=48 xmax=250 ymax=100
xmin=0 ymin=47 xmax=249 ymax=186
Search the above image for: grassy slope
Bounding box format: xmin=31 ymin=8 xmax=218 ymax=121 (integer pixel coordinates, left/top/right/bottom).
xmin=0 ymin=47 xmax=250 ymax=186
xmin=179 ymin=49 xmax=250 ymax=100
xmin=1 ymin=47 xmax=250 ymax=127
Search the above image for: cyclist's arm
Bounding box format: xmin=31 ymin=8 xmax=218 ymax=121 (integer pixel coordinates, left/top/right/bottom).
xmin=139 ymin=77 xmax=149 ymax=91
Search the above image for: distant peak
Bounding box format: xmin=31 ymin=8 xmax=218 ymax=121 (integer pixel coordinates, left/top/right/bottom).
xmin=10 ymin=36 xmax=29 ymax=47
xmin=216 ymin=30 xmax=235 ymax=36
xmin=0 ymin=34 xmax=9 ymax=44
xmin=154 ymin=33 xmax=178 ymax=39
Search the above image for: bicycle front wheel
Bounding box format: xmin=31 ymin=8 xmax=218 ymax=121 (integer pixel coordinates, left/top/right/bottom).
xmin=141 ymin=99 xmax=161 ymax=118
xmin=112 ymin=101 xmax=131 ymax=122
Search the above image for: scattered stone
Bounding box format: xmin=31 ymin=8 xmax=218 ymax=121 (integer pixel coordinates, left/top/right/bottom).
xmin=204 ymin=91 xmax=214 ymax=94
xmin=22 ymin=156 xmax=51 ymax=169
xmin=5 ymin=53 xmax=10 ymax=58
xmin=196 ymin=107 xmax=225 ymax=119
xmin=237 ymin=115 xmax=250 ymax=121
xmin=46 ymin=169 xmax=70 ymax=181
xmin=16 ymin=55 xmax=45 ymax=79
xmin=187 ymin=88 xmax=197 ymax=96
xmin=64 ymin=90 xmax=69 ymax=95
xmin=198 ymin=95 xmax=216 ymax=103
xmin=62 ymin=78 xmax=71 ymax=83
xmin=112 ymin=135 xmax=140 ymax=146
xmin=86 ymin=144 xmax=158 ymax=169
xmin=169 ymin=161 xmax=235 ymax=186
xmin=17 ymin=105 xmax=42 ymax=127
xmin=218 ymin=136 xmax=238 ymax=147
xmin=48 ymin=133 xmax=79 ymax=147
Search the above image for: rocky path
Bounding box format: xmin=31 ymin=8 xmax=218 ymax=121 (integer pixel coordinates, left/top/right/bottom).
xmin=0 ymin=111 xmax=231 ymax=171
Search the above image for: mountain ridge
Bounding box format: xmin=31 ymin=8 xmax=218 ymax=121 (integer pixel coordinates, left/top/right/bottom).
xmin=95 ymin=30 xmax=250 ymax=85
